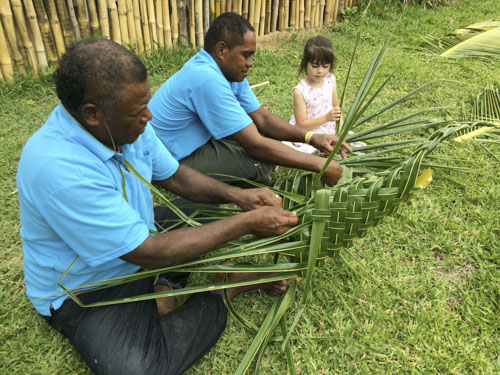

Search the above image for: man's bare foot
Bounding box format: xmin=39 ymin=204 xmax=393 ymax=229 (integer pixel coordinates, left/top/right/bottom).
xmin=215 ymin=269 xmax=287 ymax=300
xmin=154 ymin=284 xmax=177 ymax=316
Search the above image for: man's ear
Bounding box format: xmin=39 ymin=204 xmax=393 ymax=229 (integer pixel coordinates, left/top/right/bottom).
xmin=81 ymin=103 xmax=102 ymax=128
xmin=214 ymin=41 xmax=227 ymax=59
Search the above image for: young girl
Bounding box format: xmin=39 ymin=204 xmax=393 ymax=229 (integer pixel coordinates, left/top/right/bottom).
xmin=285 ymin=36 xmax=362 ymax=154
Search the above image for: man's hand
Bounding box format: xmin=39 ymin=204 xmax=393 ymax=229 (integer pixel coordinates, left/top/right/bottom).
xmin=250 ymin=207 xmax=298 ymax=237
xmin=321 ymin=161 xmax=343 ymax=186
xmin=309 ymin=134 xmax=352 ymax=160
xmin=235 ymin=188 xmax=282 ymax=211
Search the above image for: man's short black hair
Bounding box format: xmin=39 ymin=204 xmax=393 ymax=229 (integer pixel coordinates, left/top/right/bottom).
xmin=54 ymin=38 xmax=147 ymax=115
xmin=204 ymin=12 xmax=255 ymax=53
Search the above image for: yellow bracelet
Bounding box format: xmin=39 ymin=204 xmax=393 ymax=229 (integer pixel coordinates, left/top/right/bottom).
xmin=305 ymin=131 xmax=314 ymax=144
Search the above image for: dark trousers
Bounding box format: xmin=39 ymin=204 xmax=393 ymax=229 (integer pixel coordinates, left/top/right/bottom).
xmin=44 ymin=203 xmax=228 ymax=375
xmin=180 ymin=138 xmax=275 ymax=186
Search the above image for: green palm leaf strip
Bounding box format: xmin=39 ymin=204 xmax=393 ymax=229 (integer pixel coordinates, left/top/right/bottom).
xmin=235 ymin=281 xmax=297 ymax=375
xmin=122 ymin=159 xmax=201 ymax=227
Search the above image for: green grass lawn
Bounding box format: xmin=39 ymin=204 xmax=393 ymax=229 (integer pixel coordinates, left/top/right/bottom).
xmin=1 ymin=0 xmax=499 ymax=373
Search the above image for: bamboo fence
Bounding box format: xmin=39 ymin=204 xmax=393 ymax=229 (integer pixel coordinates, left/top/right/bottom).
xmin=0 ymin=0 xmax=359 ymax=82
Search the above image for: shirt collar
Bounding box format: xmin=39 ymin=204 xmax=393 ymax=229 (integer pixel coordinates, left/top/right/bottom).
xmin=198 ymin=49 xmax=227 ymax=80
xmin=57 ymin=103 xmax=117 ymax=162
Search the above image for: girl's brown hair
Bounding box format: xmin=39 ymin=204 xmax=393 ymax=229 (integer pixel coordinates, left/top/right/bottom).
xmin=299 ymin=36 xmax=336 ymax=75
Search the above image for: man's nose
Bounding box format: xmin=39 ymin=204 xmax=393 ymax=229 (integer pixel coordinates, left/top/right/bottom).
xmin=144 ymin=106 xmax=153 ymax=122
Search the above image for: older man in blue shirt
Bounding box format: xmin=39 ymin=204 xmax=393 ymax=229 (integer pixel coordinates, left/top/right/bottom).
xmin=17 ymin=38 xmax=298 ymax=375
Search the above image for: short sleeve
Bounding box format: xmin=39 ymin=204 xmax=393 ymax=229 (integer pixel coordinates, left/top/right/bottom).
xmin=190 ymin=78 xmax=253 ymax=139
xmin=231 ymin=79 xmax=261 ymax=114
xmin=143 ymin=124 xmax=179 ymax=180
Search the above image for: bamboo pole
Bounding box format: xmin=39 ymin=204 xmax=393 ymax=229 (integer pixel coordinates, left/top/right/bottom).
xmin=241 ymin=0 xmax=247 ymax=19
xmin=162 ymin=0 xmax=172 ymax=47
xmin=32 ymin=0 xmax=58 ymax=65
xmin=189 ymin=0 xmax=195 ymax=46
xmin=209 ymin=0 xmax=214 ymax=23
xmin=55 ymin=0 xmax=75 ymax=45
xmin=319 ymin=0 xmax=325 ymax=26
xmin=107 ymin=0 xmax=122 ymax=44
xmin=203 ymin=0 xmax=209 ymax=34
xmin=177 ymin=0 xmax=188 ymax=46
xmin=23 ymin=0 xmax=48 ymax=69
xmin=233 ymin=0 xmax=240 ymax=13
xmin=156 ymin=0 xmax=164 ymax=46
xmin=118 ymin=0 xmax=130 ymax=45
xmin=299 ymin=0 xmax=304 ymax=28
xmin=66 ymin=0 xmax=81 ymax=39
xmin=0 ymin=0 xmax=26 ymax=73
xmin=86 ymin=0 xmax=100 ymax=36
xmin=278 ymin=0 xmax=284 ymax=30
xmin=126 ymin=0 xmax=137 ymax=48
xmin=139 ymin=0 xmax=151 ymax=50
xmin=226 ymin=0 xmax=232 ymax=14
xmin=76 ymin=0 xmax=90 ymax=37
xmin=0 ymin=10 xmax=14 ymax=82
xmin=259 ymin=0 xmax=265 ymax=36
xmin=11 ymin=0 xmax=39 ymax=77
xmin=248 ymin=0 xmax=254 ymax=27
xmin=220 ymin=0 xmax=225 ymax=13
xmin=146 ymin=0 xmax=157 ymax=49
xmin=97 ymin=0 xmax=110 ymax=38
xmin=271 ymin=0 xmax=278 ymax=32
xmin=324 ymin=0 xmax=331 ymax=23
xmin=284 ymin=0 xmax=289 ymax=29
xmin=132 ymin=0 xmax=144 ymax=51
xmin=304 ymin=0 xmax=310 ymax=28
xmin=264 ymin=0 xmax=270 ymax=33
xmin=171 ymin=0 xmax=179 ymax=45
xmin=332 ymin=0 xmax=339 ymax=23
xmin=290 ymin=0 xmax=296 ymax=29
xmin=310 ymin=0 xmax=316 ymax=28
xmin=253 ymin=0 xmax=261 ymax=32
xmin=195 ymin=0 xmax=203 ymax=46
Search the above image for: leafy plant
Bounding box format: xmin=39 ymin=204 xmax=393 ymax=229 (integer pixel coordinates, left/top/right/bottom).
xmin=418 ymin=20 xmax=500 ymax=59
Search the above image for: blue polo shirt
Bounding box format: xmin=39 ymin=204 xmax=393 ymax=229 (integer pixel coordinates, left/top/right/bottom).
xmin=149 ymin=48 xmax=261 ymax=160
xmin=17 ymin=104 xmax=179 ymax=316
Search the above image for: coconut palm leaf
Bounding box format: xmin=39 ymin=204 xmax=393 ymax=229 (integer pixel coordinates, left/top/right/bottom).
xmin=419 ymin=20 xmax=500 ymax=59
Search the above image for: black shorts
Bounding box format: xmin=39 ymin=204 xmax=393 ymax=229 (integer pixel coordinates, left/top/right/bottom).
xmin=43 ymin=203 xmax=227 ymax=375
xmin=45 ymin=274 xmax=227 ymax=375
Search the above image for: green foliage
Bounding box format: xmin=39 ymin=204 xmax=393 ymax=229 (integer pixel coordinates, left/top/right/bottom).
xmin=1 ymin=0 xmax=499 ymax=374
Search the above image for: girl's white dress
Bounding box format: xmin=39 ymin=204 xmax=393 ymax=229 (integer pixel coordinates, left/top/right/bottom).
xmin=284 ymin=73 xmax=365 ymax=154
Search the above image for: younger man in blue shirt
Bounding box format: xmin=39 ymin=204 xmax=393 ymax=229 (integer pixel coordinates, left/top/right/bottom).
xmin=149 ymin=12 xmax=351 ymax=186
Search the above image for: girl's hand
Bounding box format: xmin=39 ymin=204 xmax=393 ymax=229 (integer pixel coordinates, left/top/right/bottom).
xmin=325 ymin=107 xmax=342 ymax=122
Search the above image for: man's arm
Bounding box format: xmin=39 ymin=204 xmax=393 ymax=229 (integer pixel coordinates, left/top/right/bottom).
xmin=249 ymin=106 xmax=351 ymax=157
xmin=230 ymin=122 xmax=344 ymax=186
xmin=121 ymin=206 xmax=298 ymax=269
xmin=157 ymin=165 xmax=282 ymax=210
xmin=121 ymin=166 xmax=297 ymax=269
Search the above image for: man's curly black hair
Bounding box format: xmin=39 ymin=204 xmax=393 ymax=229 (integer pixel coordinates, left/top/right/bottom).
xmin=204 ymin=12 xmax=255 ymax=54
xmin=54 ymin=38 xmax=147 ymax=116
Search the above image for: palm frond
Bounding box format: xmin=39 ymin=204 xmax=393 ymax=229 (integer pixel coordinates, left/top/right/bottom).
xmin=418 ymin=21 xmax=500 ymax=59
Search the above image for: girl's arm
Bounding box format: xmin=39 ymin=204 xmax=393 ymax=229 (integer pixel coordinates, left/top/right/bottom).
xmin=293 ymin=88 xmax=341 ymax=131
